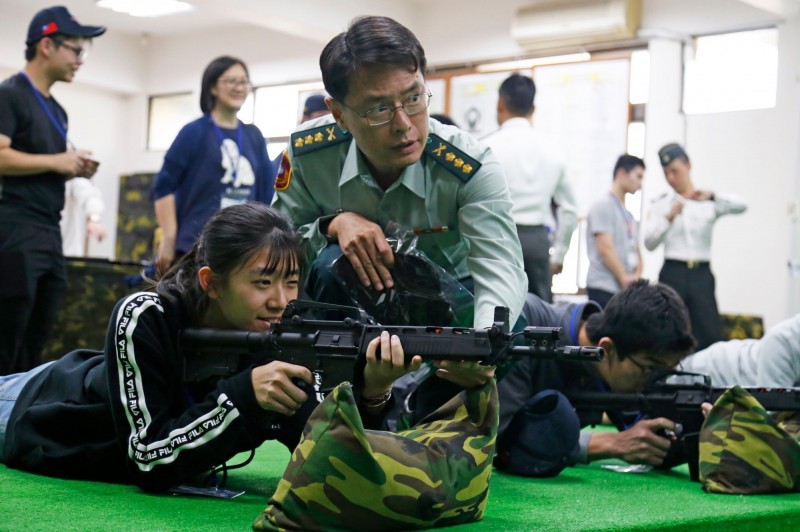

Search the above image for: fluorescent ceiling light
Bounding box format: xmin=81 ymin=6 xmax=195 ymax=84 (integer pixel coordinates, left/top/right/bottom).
xmin=96 ymin=0 xmax=194 ymax=18
xmin=476 ymin=53 xmax=591 ymax=73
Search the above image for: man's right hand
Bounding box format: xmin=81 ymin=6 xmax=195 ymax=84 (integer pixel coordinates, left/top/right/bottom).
xmin=327 ymin=212 xmax=395 ymax=291
xmin=621 ymin=273 xmax=639 ymax=289
xmin=53 ymin=150 xmax=84 ymax=178
xmin=666 ymin=201 xmax=684 ymax=222
xmin=155 ymin=238 xmax=176 ymax=277
xmin=589 ymin=417 xmax=676 ymax=465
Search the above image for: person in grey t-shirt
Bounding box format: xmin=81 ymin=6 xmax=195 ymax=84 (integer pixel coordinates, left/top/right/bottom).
xmin=586 ymin=155 xmax=645 ymax=308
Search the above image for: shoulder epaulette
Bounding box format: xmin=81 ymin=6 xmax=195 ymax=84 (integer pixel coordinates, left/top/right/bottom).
xmin=424 ymin=134 xmax=482 ymax=183
xmin=291 ymin=124 xmax=351 ymax=156
xmin=651 ymin=192 xmax=669 ymax=203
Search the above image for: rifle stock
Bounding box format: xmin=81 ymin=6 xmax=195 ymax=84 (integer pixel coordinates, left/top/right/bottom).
xmin=180 ymin=300 xmax=604 ymax=397
xmin=565 ymin=373 xmax=800 ymax=481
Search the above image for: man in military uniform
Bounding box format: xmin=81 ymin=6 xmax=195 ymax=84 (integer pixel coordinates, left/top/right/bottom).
xmin=644 ymin=143 xmax=747 ymax=350
xmin=274 ymin=15 xmax=527 ymax=331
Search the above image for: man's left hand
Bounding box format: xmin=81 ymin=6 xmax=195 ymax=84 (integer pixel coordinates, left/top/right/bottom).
xmin=433 ymin=360 xmax=495 ymax=388
xmin=689 ymin=189 xmax=714 ymax=201
xmin=78 ymin=151 xmax=99 ymax=178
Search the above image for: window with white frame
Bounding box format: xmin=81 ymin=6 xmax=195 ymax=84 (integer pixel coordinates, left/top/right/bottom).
xmin=252 ymin=81 xmax=326 ymax=160
xmin=683 ymin=27 xmax=778 ymax=115
xmin=147 ymin=92 xmax=255 ymax=151
xmin=147 ymin=92 xmax=195 ymax=151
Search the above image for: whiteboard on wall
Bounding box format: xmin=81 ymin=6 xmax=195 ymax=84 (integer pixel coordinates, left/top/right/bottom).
xmin=532 ymin=59 xmax=630 ymax=215
xmin=448 ymin=59 xmax=630 ymax=215
xmin=426 ymin=78 xmax=446 ymax=116
xmin=448 ymin=72 xmax=509 ymax=138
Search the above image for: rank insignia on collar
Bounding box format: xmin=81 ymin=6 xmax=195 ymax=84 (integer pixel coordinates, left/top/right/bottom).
xmin=424 ymin=134 xmax=481 ymax=183
xmin=290 ymin=124 xmax=352 ymax=156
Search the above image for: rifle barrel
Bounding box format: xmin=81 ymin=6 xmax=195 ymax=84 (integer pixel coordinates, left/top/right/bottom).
xmin=180 ymin=329 xmax=318 ymax=350
xmin=509 ymin=345 xmax=604 ymax=361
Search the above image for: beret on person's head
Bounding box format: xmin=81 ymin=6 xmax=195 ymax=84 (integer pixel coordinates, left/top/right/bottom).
xmin=658 ymin=143 xmax=688 ymax=167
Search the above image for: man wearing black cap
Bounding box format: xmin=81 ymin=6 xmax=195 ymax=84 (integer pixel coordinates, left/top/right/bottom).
xmin=0 ymin=6 xmax=106 ymax=373
xmin=644 ymin=143 xmax=747 ymax=350
xmin=300 ymin=94 xmax=330 ymax=123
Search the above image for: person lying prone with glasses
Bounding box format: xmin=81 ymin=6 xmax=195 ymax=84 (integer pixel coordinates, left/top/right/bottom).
xmin=481 ymin=280 xmax=698 ymax=475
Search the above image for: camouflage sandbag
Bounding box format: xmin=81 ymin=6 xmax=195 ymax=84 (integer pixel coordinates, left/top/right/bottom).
xmin=253 ymin=380 xmax=498 ymax=531
xmin=699 ymin=385 xmax=800 ymax=494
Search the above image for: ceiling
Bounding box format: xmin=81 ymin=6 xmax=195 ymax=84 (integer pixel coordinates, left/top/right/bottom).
xmin=1 ymin=0 xmax=418 ymax=44
xmin=4 ymin=0 xmax=800 ymax=48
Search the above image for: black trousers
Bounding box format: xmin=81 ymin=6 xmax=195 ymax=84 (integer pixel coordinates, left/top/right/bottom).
xmin=516 ymin=225 xmax=552 ymax=303
xmin=0 ymin=223 xmax=66 ymax=374
xmin=658 ymin=260 xmax=721 ymax=351
xmin=586 ymin=287 xmax=615 ymax=309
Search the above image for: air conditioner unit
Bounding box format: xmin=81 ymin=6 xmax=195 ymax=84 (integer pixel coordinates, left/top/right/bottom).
xmin=512 ymin=0 xmax=642 ymax=51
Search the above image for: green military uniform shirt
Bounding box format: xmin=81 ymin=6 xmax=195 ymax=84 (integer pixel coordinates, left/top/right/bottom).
xmin=273 ymin=116 xmax=526 ymax=328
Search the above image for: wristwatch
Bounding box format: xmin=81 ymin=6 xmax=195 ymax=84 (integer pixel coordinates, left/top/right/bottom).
xmin=88 ymin=213 xmax=102 ymax=223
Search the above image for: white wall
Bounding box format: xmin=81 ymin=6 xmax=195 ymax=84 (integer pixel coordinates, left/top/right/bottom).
xmin=55 ymin=83 xmax=132 ymax=260
xmin=639 ymin=39 xmax=685 ymax=277
xmin=639 ymin=16 xmax=800 ymax=328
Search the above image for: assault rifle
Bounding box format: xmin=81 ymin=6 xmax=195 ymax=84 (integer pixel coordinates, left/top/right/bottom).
xmin=180 ymin=300 xmax=604 ymax=400
xmin=565 ymin=371 xmax=800 ymax=481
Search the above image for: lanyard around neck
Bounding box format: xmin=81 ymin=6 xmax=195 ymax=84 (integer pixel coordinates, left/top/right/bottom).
xmin=19 ymin=71 xmax=69 ymax=144
xmin=610 ymin=192 xmax=634 ymax=240
xmin=209 ymin=115 xmax=243 ymax=180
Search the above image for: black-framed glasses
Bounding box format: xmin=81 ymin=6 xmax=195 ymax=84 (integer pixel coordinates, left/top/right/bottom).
xmin=629 ymin=356 xmax=683 ymax=375
xmin=53 ymin=38 xmax=87 ymax=60
xmin=218 ymin=77 xmax=252 ymax=90
xmin=341 ymin=90 xmax=432 ymax=126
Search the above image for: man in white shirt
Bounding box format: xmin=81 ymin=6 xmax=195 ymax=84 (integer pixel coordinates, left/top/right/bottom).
xmin=644 ymin=143 xmax=747 ymax=350
xmin=61 ymin=177 xmax=105 ymax=257
xmin=483 ymin=74 xmax=578 ymax=302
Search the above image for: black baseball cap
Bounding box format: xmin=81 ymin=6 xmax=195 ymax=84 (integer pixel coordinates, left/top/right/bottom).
xmin=26 ymin=6 xmax=106 ymax=46
xmin=303 ymin=94 xmax=328 ymax=116
xmin=494 ymin=389 xmax=581 ymax=477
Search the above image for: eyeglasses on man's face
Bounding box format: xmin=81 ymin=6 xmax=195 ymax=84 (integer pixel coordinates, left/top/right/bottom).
xmin=53 ymin=38 xmax=87 ymax=60
xmin=343 ymin=91 xmax=433 ymax=126
xmin=628 ymin=356 xmax=682 ymax=375
xmin=218 ymin=77 xmax=251 ymax=90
